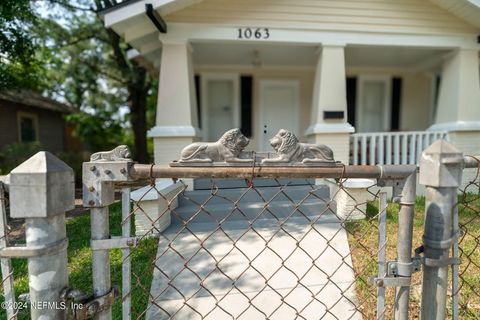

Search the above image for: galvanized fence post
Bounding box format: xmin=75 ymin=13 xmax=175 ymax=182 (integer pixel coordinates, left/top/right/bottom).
xmin=394 ymin=170 xmax=416 ymax=320
xmin=9 ymin=152 xmax=73 ymax=319
xmin=83 ymin=156 xmax=133 ymax=320
xmin=419 ymin=140 xmax=463 ymax=320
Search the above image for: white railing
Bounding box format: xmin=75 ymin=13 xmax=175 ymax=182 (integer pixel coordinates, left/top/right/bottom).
xmin=350 ymin=131 xmax=450 ymax=165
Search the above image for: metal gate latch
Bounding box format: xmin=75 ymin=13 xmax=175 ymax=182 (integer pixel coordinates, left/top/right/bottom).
xmin=61 ymin=286 xmax=119 ymax=319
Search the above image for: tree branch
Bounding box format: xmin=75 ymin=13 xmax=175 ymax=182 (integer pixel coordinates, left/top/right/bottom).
xmin=37 ymin=0 xmax=95 ymax=12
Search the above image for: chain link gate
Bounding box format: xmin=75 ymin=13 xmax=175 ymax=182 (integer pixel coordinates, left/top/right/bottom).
xmin=454 ymin=156 xmax=480 ymax=318
xmin=83 ymin=159 xmax=419 ymax=320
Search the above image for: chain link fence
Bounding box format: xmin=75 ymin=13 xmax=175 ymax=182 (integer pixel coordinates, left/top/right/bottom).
xmin=107 ymin=161 xmax=418 ymax=320
xmin=0 ymin=182 xmax=18 ymax=320
xmin=455 ymin=157 xmax=480 ymax=318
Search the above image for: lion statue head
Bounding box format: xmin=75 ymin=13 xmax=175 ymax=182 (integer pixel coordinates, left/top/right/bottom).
xmin=115 ymin=145 xmax=131 ymax=159
xmin=219 ymin=128 xmax=249 ymax=156
xmin=269 ymin=129 xmax=299 ymax=154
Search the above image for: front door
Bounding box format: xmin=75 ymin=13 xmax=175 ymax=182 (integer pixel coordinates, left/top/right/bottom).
xmin=259 ymin=80 xmax=299 ymax=151
xmin=356 ymin=76 xmax=391 ymax=132
xmin=201 ymin=74 xmax=239 ymax=141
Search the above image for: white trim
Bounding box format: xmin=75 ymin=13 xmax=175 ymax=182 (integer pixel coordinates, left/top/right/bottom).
xmin=258 ymin=80 xmax=300 ymax=150
xmin=428 ymin=121 xmax=480 ymax=132
xmin=200 ymin=73 xmax=240 ymax=141
xmin=160 ymin=23 xmax=480 ymax=49
xmin=147 ymin=125 xmax=201 ymax=137
xmin=305 ymin=123 xmax=355 ymax=136
xmin=356 ymin=75 xmax=392 ymax=133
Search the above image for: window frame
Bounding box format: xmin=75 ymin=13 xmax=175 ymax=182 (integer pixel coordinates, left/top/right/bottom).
xmin=17 ymin=111 xmax=39 ymax=143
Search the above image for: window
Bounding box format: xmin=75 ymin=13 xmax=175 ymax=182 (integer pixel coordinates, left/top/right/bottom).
xmin=17 ymin=112 xmax=38 ymax=143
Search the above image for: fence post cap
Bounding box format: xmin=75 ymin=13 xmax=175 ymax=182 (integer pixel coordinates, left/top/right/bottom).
xmin=10 ymin=151 xmax=74 ymax=218
xmin=419 ymin=139 xmax=463 ymax=188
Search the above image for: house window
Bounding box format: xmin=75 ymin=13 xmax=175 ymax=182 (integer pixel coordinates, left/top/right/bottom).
xmin=18 ymin=112 xmax=38 ymax=143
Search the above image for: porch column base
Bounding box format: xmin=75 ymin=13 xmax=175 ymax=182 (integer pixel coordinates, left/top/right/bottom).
xmin=428 ymin=122 xmax=480 ymax=190
xmin=148 ymin=125 xmax=202 ymax=189
xmin=305 ymin=123 xmax=354 ymax=164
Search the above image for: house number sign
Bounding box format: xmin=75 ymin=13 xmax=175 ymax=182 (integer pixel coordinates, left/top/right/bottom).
xmin=237 ymin=28 xmax=270 ymax=39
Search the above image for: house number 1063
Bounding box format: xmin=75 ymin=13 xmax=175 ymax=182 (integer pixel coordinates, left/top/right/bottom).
xmin=237 ymin=28 xmax=270 ymax=39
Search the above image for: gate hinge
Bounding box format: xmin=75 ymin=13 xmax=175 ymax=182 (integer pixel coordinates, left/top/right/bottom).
xmin=414 ymin=245 xmax=460 ymax=267
xmin=61 ymin=286 xmax=119 ymax=319
xmin=369 ymin=276 xmax=411 ymax=288
xmin=387 ymin=257 xmax=422 ymax=277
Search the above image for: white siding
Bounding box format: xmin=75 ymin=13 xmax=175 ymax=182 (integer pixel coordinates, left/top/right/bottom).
xmin=165 ymin=0 xmax=479 ymax=35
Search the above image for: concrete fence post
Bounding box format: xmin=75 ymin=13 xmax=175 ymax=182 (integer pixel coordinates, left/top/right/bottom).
xmin=9 ymin=152 xmax=74 ymax=319
xmin=419 ymin=140 xmax=463 ymax=320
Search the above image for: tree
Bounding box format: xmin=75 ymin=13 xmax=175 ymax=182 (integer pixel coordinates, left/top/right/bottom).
xmin=0 ymin=0 xmax=43 ymax=89
xmin=36 ymin=0 xmax=153 ymax=163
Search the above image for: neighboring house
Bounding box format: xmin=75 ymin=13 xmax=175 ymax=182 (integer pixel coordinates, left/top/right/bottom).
xmin=0 ymin=91 xmax=79 ymax=153
xmin=101 ymin=0 xmax=480 ymax=167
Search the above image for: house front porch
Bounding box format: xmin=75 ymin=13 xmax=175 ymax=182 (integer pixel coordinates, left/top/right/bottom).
xmin=148 ymin=40 xmax=480 ymax=167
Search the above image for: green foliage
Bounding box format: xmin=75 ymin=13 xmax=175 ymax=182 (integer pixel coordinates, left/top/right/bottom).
xmin=0 ymin=0 xmax=44 ymax=89
xmin=0 ymin=142 xmax=42 ymax=174
xmin=65 ymin=110 xmax=129 ymax=152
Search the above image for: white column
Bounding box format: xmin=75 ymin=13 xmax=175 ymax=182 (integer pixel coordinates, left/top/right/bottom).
xmin=148 ymin=40 xmax=201 ymax=165
xmin=430 ymin=48 xmax=480 ymax=131
xmin=429 ymin=48 xmax=480 ymax=189
xmin=305 ymin=45 xmax=354 ymax=164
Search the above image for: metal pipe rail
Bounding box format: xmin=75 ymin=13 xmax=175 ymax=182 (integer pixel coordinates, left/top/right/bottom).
xmin=129 ymin=164 xmax=417 ymax=180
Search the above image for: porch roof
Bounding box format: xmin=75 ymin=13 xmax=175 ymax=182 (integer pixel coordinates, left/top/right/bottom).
xmin=101 ymin=0 xmax=480 ymax=72
xmin=101 ymin=0 xmax=480 ymax=29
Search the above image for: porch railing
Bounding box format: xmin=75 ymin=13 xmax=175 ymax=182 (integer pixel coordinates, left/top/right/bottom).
xmin=350 ymin=131 xmax=449 ymax=165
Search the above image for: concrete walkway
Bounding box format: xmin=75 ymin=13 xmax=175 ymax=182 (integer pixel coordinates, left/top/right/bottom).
xmin=146 ymin=216 xmax=361 ymax=320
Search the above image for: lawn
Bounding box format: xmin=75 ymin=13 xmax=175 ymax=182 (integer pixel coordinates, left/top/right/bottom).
xmin=346 ymin=194 xmax=480 ymax=319
xmin=1 ymin=202 xmax=159 ymax=320
xmin=1 ymin=195 xmax=479 ymax=319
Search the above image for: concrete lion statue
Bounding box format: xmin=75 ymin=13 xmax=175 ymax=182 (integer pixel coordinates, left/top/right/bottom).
xmin=262 ymin=129 xmax=335 ymax=164
xmin=179 ymin=128 xmax=252 ymax=163
xmin=90 ymin=145 xmax=132 ymax=162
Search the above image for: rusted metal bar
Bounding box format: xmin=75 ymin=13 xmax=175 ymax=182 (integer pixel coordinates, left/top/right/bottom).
xmin=129 ymin=164 xmax=416 ymax=180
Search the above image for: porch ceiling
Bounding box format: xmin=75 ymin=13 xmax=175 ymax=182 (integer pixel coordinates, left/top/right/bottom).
xmin=191 ymin=42 xmax=450 ymax=70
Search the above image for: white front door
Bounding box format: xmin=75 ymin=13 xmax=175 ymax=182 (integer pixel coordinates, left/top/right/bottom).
xmin=357 ymin=76 xmax=391 ymax=132
xmin=259 ymin=80 xmax=299 ymax=151
xmin=201 ymin=74 xmax=240 ymax=141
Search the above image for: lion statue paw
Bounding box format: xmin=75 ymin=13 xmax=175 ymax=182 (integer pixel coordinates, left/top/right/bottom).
xmin=261 ymin=129 xmax=335 ymax=164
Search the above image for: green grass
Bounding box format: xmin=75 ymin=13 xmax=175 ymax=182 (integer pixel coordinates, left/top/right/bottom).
xmin=0 ymin=202 xmax=158 ymax=320
xmin=346 ymin=195 xmax=480 ymax=319
xmin=1 ymin=195 xmax=479 ymax=319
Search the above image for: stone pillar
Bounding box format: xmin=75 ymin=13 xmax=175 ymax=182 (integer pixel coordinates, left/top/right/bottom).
xmin=148 ymin=40 xmax=201 ymax=165
xmin=305 ymin=45 xmax=354 ymax=164
xmin=10 ymin=152 xmax=74 ymax=319
xmin=429 ymin=49 xmax=480 ymax=188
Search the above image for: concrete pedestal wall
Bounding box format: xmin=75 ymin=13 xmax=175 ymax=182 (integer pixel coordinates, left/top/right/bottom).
xmin=448 ymin=131 xmax=480 ymax=191
xmin=309 ymin=132 xmax=351 ymax=164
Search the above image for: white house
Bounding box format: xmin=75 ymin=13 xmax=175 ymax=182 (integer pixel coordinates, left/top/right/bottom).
xmin=101 ymin=0 xmax=480 ymax=167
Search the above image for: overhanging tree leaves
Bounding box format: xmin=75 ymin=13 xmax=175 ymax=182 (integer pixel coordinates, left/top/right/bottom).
xmin=37 ymin=0 xmax=153 ymax=163
xmin=0 ymin=0 xmax=43 ymax=89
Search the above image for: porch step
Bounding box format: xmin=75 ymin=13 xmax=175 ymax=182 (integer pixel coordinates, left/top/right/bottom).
xmin=172 ymin=185 xmax=334 ymax=225
xmin=178 ymin=184 xmax=330 ymax=207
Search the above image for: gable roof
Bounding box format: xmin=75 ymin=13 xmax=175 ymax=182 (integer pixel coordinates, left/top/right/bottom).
xmin=0 ymin=91 xmax=76 ymax=114
xmin=102 ymin=0 xmax=480 ymax=29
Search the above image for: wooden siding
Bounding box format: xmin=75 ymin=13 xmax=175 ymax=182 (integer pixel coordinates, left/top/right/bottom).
xmin=165 ymin=0 xmax=479 ymax=35
xmin=0 ymin=102 xmax=66 ymax=153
